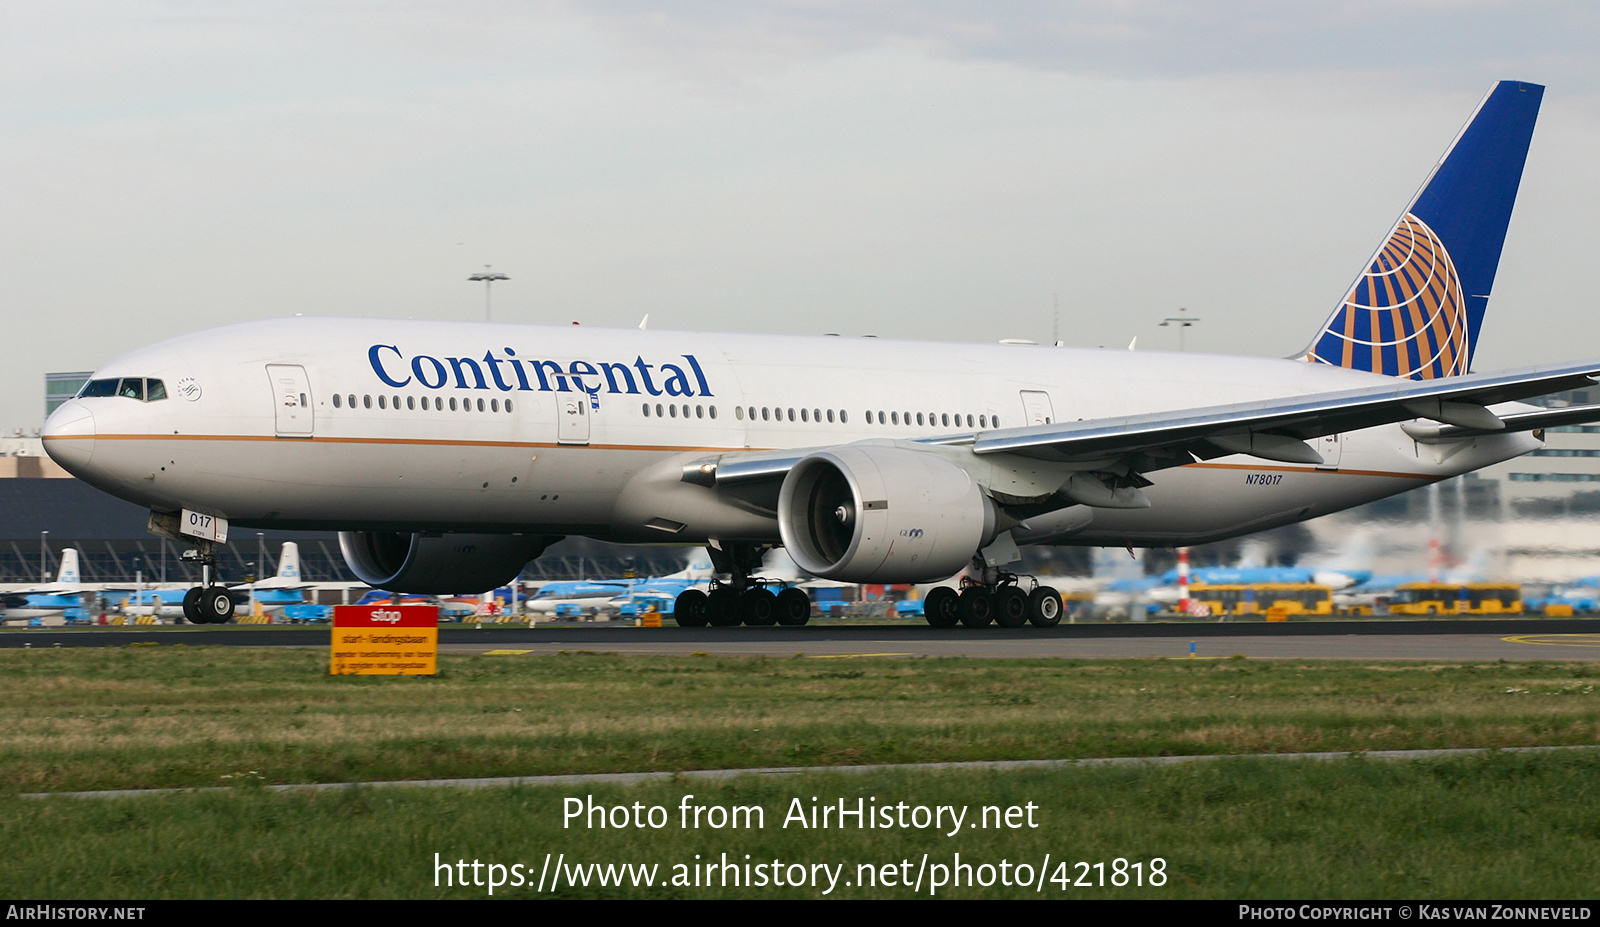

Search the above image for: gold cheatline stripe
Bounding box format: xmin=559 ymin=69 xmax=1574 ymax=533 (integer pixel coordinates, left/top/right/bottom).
xmin=1183 ymin=461 xmax=1434 ymax=480
xmin=46 ymin=433 xmax=751 ymax=454
xmin=49 ymin=436 xmax=1438 ymax=480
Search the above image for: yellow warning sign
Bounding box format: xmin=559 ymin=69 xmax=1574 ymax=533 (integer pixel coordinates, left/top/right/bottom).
xmin=331 ymin=604 xmax=439 ymax=675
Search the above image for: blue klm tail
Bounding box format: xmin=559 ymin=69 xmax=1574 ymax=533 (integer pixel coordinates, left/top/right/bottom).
xmin=1304 ymin=80 xmax=1542 ymax=379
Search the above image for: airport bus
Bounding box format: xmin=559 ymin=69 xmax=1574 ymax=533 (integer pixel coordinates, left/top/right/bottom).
xmin=1188 ymin=583 xmax=1334 ymax=618
xmin=1387 ymin=583 xmax=1523 ymax=616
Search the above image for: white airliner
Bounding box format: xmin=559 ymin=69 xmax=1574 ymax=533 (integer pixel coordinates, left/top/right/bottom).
xmin=42 ymin=80 xmax=1600 ymax=630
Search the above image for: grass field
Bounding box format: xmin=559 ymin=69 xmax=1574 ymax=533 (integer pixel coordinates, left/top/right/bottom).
xmin=7 ymin=753 xmax=1599 ymax=899
xmin=5 ymin=646 xmax=1600 ymax=899
xmin=3 ymin=646 xmax=1599 ymax=793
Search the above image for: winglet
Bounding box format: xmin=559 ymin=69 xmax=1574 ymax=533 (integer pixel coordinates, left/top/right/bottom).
xmin=1304 ymin=81 xmax=1543 ymax=379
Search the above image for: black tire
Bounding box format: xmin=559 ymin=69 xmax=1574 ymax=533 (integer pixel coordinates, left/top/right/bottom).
xmin=201 ymin=586 xmax=235 ymax=624
xmin=958 ymin=587 xmax=993 ymax=627
xmin=923 ymin=586 xmax=960 ymax=628
xmin=775 ymin=588 xmax=812 ymax=626
xmin=672 ymin=589 xmax=708 ymax=627
xmin=1028 ymin=586 xmax=1064 ymax=628
xmin=740 ymin=588 xmax=777 ymax=626
xmin=993 ymin=586 xmax=1029 ymax=628
xmin=705 ymin=588 xmax=741 ymax=627
xmin=181 ymin=587 xmax=205 ymax=624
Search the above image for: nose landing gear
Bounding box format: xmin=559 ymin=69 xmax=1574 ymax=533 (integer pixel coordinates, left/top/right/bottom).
xmin=178 ymin=544 xmax=236 ymax=625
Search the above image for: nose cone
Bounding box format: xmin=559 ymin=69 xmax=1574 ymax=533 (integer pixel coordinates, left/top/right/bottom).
xmin=42 ymin=401 xmax=96 ymax=475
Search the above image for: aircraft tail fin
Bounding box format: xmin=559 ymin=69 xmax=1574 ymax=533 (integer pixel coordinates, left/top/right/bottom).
xmin=1303 ymin=80 xmax=1542 ymax=379
xmin=58 ymin=548 xmax=80 ymax=585
xmin=276 ymin=542 xmax=301 ymax=581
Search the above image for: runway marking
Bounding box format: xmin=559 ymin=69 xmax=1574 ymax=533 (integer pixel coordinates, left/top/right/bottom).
xmin=1503 ymin=634 xmax=1600 ymax=647
xmin=481 ymin=649 xmax=535 ymax=655
xmin=803 ymin=653 xmax=911 ymax=659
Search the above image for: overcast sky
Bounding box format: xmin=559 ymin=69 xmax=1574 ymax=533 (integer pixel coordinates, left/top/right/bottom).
xmin=5 ymin=1 xmax=1600 ymax=432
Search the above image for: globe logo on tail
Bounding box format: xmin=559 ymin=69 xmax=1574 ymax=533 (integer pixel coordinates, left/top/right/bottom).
xmin=1308 ymin=213 xmax=1469 ymax=379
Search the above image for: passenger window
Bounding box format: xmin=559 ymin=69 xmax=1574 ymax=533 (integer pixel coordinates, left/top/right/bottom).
xmin=891 ymin=412 xmax=899 ymax=425
xmin=696 ymin=405 xmax=704 ymax=419
xmin=735 ymin=407 xmax=744 ymax=420
xmin=916 ymin=413 xmax=924 ymax=426
xmin=709 ymin=406 xmax=717 ymax=419
xmin=979 ymin=415 xmax=986 ymax=427
xmin=941 ymin=413 xmax=949 ymax=427
xmin=801 ymin=408 xmax=809 ymax=422
xmin=146 ymin=380 xmax=167 ymax=402
xmin=408 ymin=396 xmax=416 ymax=411
xmin=349 ymin=394 xmax=356 ymax=409
xmin=787 ymin=408 xmax=795 ymax=422
xmin=477 ymin=398 xmax=485 ymax=412
xmin=670 ymin=404 xmax=678 ymax=418
xmin=761 ymin=407 xmax=770 ymax=421
xmin=656 ymin=404 xmax=664 ymax=417
xmin=491 ymin=398 xmax=499 ymax=412
xmin=364 ymin=395 xmax=373 ymax=409
xmin=506 ymin=399 xmax=514 ymax=413
xmin=643 ymin=403 xmax=651 ymax=416
xmin=333 ymin=394 xmax=342 ymax=408
xmin=839 ymin=410 xmax=847 ymax=423
xmin=378 ymin=395 xmax=387 ymax=409
xmin=449 ymin=397 xmax=457 ymax=411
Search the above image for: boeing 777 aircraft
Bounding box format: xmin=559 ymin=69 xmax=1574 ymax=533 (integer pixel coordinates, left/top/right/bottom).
xmin=42 ymin=81 xmax=1600 ymax=629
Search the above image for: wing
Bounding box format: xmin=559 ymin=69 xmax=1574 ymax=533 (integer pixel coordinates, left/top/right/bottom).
xmin=688 ymin=359 xmax=1600 ymax=505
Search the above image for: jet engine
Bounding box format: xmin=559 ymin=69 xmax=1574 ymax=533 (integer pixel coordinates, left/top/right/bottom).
xmin=776 ymin=446 xmax=995 ymax=583
xmin=338 ymin=532 xmax=554 ymax=594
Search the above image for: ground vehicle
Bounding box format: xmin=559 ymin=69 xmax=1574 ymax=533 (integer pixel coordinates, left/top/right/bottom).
xmin=1189 ymin=583 xmax=1334 ymax=617
xmin=1388 ymin=583 xmax=1522 ymax=615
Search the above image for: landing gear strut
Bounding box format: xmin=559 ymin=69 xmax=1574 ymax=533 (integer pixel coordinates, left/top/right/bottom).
xmin=671 ymin=543 xmax=813 ymax=628
xmin=925 ymin=567 xmax=1063 ymax=630
xmin=178 ymin=543 xmax=236 ymax=625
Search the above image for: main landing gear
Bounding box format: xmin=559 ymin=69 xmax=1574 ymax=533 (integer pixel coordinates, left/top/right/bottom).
xmin=178 ymin=544 xmax=236 ymax=625
xmin=922 ymin=572 xmax=1063 ymax=630
xmin=671 ymin=543 xmax=812 ymax=628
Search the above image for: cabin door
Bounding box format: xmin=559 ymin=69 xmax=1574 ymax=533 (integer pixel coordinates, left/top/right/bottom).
xmin=558 ymin=390 xmax=591 ymax=445
xmin=266 ymin=364 xmax=314 ymax=438
xmin=1019 ymin=390 xmax=1055 ymax=426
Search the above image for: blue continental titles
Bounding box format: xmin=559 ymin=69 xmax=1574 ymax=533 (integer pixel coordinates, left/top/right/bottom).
xmin=368 ymin=346 xmax=713 ymax=397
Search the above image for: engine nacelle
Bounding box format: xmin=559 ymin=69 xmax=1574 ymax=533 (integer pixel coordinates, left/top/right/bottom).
xmin=777 ymin=446 xmax=994 ymax=583
xmin=338 ymin=532 xmax=554 ymax=594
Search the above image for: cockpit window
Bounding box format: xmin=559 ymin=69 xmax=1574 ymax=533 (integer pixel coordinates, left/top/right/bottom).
xmin=77 ymin=377 xmax=167 ymax=402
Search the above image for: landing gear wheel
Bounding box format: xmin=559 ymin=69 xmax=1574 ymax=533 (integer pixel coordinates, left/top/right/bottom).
xmin=200 ymin=586 xmax=235 ymax=624
xmin=923 ymin=586 xmax=960 ymax=628
xmin=181 ymin=587 xmax=205 ymax=624
xmin=1028 ymin=586 xmax=1064 ymax=628
xmin=958 ymin=587 xmax=994 ymax=627
xmin=740 ymin=588 xmax=777 ymax=626
xmin=705 ymin=588 xmax=741 ymax=627
xmin=775 ymin=588 xmax=812 ymax=626
xmin=673 ymin=589 xmax=708 ymax=627
xmin=993 ymin=586 xmax=1029 ymax=628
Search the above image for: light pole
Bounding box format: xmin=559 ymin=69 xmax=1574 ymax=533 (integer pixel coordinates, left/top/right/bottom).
xmin=469 ymin=265 xmax=510 ymax=322
xmin=39 ymin=530 xmax=48 ymax=583
xmin=1159 ymin=307 xmax=1201 ymax=352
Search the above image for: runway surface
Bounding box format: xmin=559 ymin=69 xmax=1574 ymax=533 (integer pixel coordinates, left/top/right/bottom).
xmin=6 ymin=619 xmax=1600 ymax=660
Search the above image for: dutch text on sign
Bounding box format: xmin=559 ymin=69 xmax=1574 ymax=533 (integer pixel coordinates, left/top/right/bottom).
xmin=331 ymin=604 xmax=438 ymax=675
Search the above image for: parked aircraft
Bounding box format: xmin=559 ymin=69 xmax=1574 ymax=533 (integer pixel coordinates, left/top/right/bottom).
xmin=42 ymin=81 xmax=1600 ymax=631
xmin=525 ymin=552 xmax=715 ymax=615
